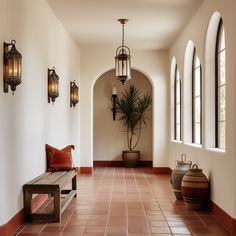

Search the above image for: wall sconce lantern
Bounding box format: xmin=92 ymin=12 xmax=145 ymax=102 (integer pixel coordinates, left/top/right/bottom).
xmin=115 ymin=19 xmax=131 ymax=85
xmin=70 ymin=81 xmax=79 ymax=107
xmin=111 ymin=85 xmax=117 ymax=120
xmin=48 ymin=67 xmax=59 ymax=104
xmin=3 ymin=40 xmax=22 ymax=95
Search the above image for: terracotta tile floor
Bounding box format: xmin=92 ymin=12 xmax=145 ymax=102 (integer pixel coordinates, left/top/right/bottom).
xmin=14 ymin=167 xmax=232 ymax=236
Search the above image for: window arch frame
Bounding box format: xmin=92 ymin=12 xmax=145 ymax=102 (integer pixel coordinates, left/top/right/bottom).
xmin=215 ymin=18 xmax=225 ymax=149
xmin=174 ymin=64 xmax=181 ymax=141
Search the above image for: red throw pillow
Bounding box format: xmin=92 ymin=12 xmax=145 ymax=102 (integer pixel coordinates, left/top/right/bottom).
xmin=46 ymin=144 xmax=75 ymax=172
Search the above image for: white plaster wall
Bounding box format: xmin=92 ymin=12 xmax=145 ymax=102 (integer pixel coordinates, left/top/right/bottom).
xmin=0 ymin=0 xmax=80 ymax=225
xmin=169 ymin=0 xmax=236 ymax=218
xmin=80 ymin=49 xmax=169 ymax=168
xmin=93 ymin=69 xmax=152 ymax=161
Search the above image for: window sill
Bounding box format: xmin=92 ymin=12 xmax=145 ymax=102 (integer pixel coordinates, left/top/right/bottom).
xmin=205 ymin=147 xmax=225 ymax=154
xmin=171 ymin=140 xmax=182 ymax=144
xmin=185 ymin=142 xmax=202 ymax=149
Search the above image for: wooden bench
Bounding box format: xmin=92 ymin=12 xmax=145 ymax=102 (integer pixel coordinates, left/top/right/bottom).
xmin=23 ymin=170 xmax=77 ymax=222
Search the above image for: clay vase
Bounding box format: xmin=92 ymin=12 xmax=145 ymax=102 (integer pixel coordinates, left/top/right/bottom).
xmin=181 ymin=164 xmax=209 ymax=210
xmin=122 ymin=150 xmax=140 ymax=167
xmin=171 ymin=154 xmax=192 ymax=200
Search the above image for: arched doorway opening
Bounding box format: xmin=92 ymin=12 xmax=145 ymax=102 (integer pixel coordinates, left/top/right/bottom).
xmin=93 ymin=68 xmax=153 ymax=166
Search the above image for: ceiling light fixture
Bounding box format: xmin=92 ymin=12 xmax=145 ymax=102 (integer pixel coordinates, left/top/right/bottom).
xmin=115 ymin=19 xmax=131 ymax=85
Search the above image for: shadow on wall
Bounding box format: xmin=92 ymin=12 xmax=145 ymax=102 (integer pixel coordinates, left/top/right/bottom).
xmin=93 ymin=68 xmax=153 ymax=163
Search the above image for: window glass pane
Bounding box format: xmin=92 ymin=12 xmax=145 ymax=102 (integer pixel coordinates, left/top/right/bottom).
xmin=177 ymin=70 xmax=180 ymax=80
xmin=216 ymin=21 xmax=226 ymax=149
xmin=194 ymin=54 xmax=200 ymax=68
xmin=176 ymin=124 xmax=181 ymax=141
xmin=194 ymin=68 xmax=201 ymax=96
xmin=219 ymin=27 xmax=225 ymax=51
xmin=194 ymin=96 xmax=201 ymax=123
xmin=176 ymin=104 xmax=180 ymax=123
xmin=174 ymin=66 xmax=181 ymax=141
xmin=192 ymin=49 xmax=201 ymax=145
xmin=194 ymin=123 xmax=201 ymax=144
xmin=176 ymin=79 xmax=180 ymax=103
xmin=218 ymin=86 xmax=226 ymax=121
xmin=218 ymin=121 xmax=225 ymax=149
xmin=218 ymin=50 xmax=225 ymax=85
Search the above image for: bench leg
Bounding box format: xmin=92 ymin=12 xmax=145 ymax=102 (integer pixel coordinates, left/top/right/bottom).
xmin=72 ymin=175 xmax=77 ymax=197
xmin=54 ymin=189 xmax=61 ymax=222
xmin=23 ymin=188 xmax=32 ymax=222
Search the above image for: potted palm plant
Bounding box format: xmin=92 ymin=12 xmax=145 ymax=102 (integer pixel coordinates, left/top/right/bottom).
xmin=116 ymin=85 xmax=152 ymax=167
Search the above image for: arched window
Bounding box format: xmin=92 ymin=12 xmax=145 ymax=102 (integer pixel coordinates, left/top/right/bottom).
xmin=174 ymin=65 xmax=181 ymax=141
xmin=216 ymin=19 xmax=225 ymax=149
xmin=192 ymin=48 xmax=202 ymax=144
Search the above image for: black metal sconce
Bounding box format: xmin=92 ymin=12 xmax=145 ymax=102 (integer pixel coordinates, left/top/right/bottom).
xmin=111 ymin=85 xmax=117 ymax=120
xmin=70 ymin=81 xmax=79 ymax=107
xmin=48 ymin=67 xmax=59 ymax=104
xmin=3 ymin=40 xmax=22 ymax=95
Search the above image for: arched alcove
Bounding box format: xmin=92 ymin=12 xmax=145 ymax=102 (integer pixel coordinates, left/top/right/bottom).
xmin=93 ymin=69 xmax=153 ymax=165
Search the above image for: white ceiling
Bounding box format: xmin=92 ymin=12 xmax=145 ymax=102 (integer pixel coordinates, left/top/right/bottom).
xmin=47 ymin=0 xmax=203 ymax=50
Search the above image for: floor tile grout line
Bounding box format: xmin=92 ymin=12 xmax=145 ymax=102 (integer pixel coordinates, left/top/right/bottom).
xmin=140 ymin=168 xmax=175 ymax=236
xmin=104 ymin=167 xmax=115 ymax=236
xmin=14 ymin=167 xmax=233 ymax=236
xmin=75 ymin=167 xmax=106 ymax=235
xmin=16 ymin=196 xmax=54 ymax=235
xmin=89 ymin=166 xmax=108 ymax=232
xmin=61 ymin=208 xmax=77 ymax=234
xmin=132 ymin=168 xmax=152 ymax=236
xmin=123 ymin=167 xmax=129 ymax=236
xmin=195 ymin=212 xmax=234 ymax=236
xmin=60 ymin=175 xmax=83 ymax=234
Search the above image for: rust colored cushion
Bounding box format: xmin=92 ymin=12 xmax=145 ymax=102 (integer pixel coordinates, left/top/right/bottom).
xmin=46 ymin=144 xmax=75 ymax=171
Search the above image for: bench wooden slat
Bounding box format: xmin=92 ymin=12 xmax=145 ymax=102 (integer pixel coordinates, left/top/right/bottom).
xmin=55 ymin=170 xmax=76 ymax=188
xmin=25 ymin=172 xmax=51 ymax=185
xmin=35 ymin=171 xmax=67 ymax=185
xmin=61 ymin=190 xmax=76 ymax=213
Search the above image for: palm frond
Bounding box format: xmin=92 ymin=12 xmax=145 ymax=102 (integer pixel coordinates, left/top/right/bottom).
xmin=115 ymin=85 xmax=152 ymax=150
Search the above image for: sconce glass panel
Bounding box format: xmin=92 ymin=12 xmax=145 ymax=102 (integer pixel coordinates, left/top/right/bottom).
xmin=115 ymin=47 xmax=131 ymax=85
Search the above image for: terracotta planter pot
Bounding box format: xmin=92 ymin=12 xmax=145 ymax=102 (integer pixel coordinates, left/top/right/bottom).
xmin=122 ymin=150 xmax=140 ymax=167
xmin=181 ymin=164 xmax=209 ymax=210
xmin=171 ymin=154 xmax=192 ymax=200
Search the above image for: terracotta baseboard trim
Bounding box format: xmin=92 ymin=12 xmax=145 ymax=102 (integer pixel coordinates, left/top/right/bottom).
xmin=0 ymin=209 xmax=24 ymax=236
xmin=153 ymin=167 xmax=172 ymax=175
xmin=0 ymin=194 xmax=48 ymax=236
xmin=234 ymin=219 xmax=236 ymax=235
xmin=93 ymin=160 xmax=152 ymax=167
xmin=209 ymin=200 xmax=236 ymax=235
xmin=79 ymin=167 xmax=93 ymax=174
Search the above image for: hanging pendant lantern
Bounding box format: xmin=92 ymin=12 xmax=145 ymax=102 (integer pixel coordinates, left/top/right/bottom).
xmin=115 ymin=19 xmax=131 ymax=84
